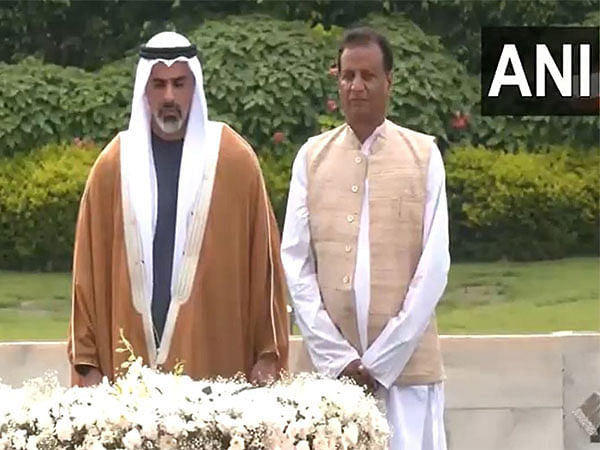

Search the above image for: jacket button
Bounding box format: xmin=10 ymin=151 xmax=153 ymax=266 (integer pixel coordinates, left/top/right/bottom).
xmin=354 ymin=156 xmax=362 ymax=164
xmin=345 ymin=244 xmax=352 ymax=253
xmin=351 ymin=185 xmax=359 ymax=193
xmin=343 ymin=275 xmax=350 ymax=284
xmin=347 ymin=215 xmax=354 ymax=223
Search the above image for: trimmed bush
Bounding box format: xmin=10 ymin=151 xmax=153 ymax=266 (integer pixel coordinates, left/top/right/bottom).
xmin=0 ymin=138 xmax=297 ymax=271
xmin=446 ymin=147 xmax=599 ymax=261
xmin=0 ymin=142 xmax=99 ymax=270
xmin=1 ymin=142 xmax=597 ymax=270
xmin=260 ymin=144 xmax=599 ymax=262
xmin=258 ymin=145 xmax=295 ymax=228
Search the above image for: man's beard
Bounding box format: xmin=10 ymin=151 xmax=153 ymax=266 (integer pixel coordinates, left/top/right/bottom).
xmin=153 ymin=105 xmax=185 ymax=134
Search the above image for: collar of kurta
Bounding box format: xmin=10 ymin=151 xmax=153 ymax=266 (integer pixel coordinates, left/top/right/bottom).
xmin=340 ymin=119 xmax=432 ymax=160
xmin=342 ymin=120 xmax=389 ymax=155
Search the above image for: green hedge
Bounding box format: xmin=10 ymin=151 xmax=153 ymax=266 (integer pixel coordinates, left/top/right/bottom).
xmin=261 ymin=144 xmax=599 ymax=261
xmin=258 ymin=144 xmax=295 ymax=226
xmin=1 ymin=142 xmax=596 ymax=270
xmin=0 ymin=140 xmax=294 ymax=271
xmin=446 ymin=147 xmax=599 ymax=261
xmin=0 ymin=143 xmax=99 ymax=270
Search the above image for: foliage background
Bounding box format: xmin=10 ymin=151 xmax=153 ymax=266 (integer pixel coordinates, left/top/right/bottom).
xmin=1 ymin=12 xmax=598 ymax=157
xmin=0 ymin=0 xmax=598 ymax=269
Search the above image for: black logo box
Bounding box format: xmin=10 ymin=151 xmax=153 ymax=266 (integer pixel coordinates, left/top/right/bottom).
xmin=481 ymin=27 xmax=599 ymax=116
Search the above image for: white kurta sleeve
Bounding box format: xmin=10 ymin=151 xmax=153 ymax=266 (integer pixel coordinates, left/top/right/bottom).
xmin=361 ymin=142 xmax=450 ymax=389
xmin=281 ymin=143 xmax=360 ymax=378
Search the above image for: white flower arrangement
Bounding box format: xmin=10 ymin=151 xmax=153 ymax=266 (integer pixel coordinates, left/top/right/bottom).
xmin=0 ymin=358 xmax=389 ymax=449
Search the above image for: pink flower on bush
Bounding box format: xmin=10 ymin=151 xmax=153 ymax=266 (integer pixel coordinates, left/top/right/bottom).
xmin=327 ymin=99 xmax=338 ymax=112
xmin=273 ymin=131 xmax=285 ymax=144
xmin=451 ymin=111 xmax=469 ymax=130
xmin=328 ymin=65 xmax=338 ymax=77
xmin=72 ymin=137 xmax=96 ymax=149
xmin=82 ymin=138 xmax=95 ymax=148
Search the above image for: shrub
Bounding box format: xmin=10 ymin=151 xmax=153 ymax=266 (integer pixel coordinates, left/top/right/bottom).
xmin=1 ymin=142 xmax=596 ymax=270
xmin=0 ymin=1 xmax=232 ymax=69
xmin=0 ymin=142 xmax=99 ymax=270
xmin=445 ymin=147 xmax=599 ymax=261
xmin=2 ymin=15 xmax=596 ymax=157
xmin=189 ymin=15 xmax=341 ymax=149
xmin=395 ymin=0 xmax=599 ymax=74
xmin=0 ymin=57 xmax=132 ymax=157
xmin=0 ymin=14 xmax=499 ymax=156
xmin=258 ymin=145 xmax=295 ymax=229
xmin=0 ymin=137 xmax=297 ymax=271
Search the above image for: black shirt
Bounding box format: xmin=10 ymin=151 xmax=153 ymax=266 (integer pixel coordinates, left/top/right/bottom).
xmin=150 ymin=133 xmax=183 ymax=344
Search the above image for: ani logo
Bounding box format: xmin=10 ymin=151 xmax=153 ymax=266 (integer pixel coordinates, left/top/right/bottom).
xmin=481 ymin=27 xmax=599 ymax=116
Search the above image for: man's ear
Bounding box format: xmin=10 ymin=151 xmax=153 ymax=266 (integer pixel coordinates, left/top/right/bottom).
xmin=386 ymin=71 xmax=393 ymax=93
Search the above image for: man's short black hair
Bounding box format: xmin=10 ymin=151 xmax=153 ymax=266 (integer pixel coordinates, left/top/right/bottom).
xmin=337 ymin=27 xmax=393 ymax=73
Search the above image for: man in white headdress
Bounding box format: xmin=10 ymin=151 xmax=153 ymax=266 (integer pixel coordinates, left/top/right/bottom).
xmin=68 ymin=31 xmax=289 ymax=386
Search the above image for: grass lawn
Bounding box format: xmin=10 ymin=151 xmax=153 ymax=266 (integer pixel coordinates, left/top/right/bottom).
xmin=0 ymin=257 xmax=598 ymax=341
xmin=0 ymin=271 xmax=71 ymax=341
xmin=438 ymin=257 xmax=599 ymax=333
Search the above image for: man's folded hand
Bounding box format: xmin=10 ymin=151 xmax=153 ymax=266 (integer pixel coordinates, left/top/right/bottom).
xmin=339 ymin=359 xmax=378 ymax=393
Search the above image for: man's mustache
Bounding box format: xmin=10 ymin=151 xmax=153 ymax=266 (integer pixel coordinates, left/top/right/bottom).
xmin=159 ymin=104 xmax=182 ymax=118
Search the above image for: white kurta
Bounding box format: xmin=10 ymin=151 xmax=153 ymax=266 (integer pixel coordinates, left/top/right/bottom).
xmin=281 ymin=123 xmax=450 ymax=450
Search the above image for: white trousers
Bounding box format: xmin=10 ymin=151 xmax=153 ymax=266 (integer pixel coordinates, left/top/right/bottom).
xmin=380 ymin=383 xmax=447 ymax=450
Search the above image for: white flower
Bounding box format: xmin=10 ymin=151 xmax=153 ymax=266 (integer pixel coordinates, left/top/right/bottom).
xmin=313 ymin=435 xmax=329 ymax=450
xmin=33 ymin=409 xmax=53 ymax=430
xmin=228 ymin=435 xmax=245 ymax=450
xmin=163 ymin=414 xmax=185 ymax=437
xmin=158 ymin=435 xmax=178 ymax=450
xmin=295 ymin=440 xmax=310 ymax=450
xmin=25 ymin=435 xmax=38 ymax=450
xmin=342 ymin=422 xmax=359 ymax=447
xmin=100 ymin=429 xmax=116 ymax=444
xmin=12 ymin=408 xmax=28 ymax=425
xmin=184 ymin=417 xmax=203 ymax=433
xmin=0 ymin=436 xmax=10 ymax=450
xmin=268 ymin=431 xmax=294 ymax=450
xmin=139 ymin=418 xmax=158 ymax=440
xmin=122 ymin=428 xmax=142 ymax=450
xmin=55 ymin=417 xmax=74 ymax=441
xmin=216 ymin=413 xmax=237 ymax=434
xmin=71 ymin=404 xmax=97 ymax=429
xmin=0 ymin=366 xmax=390 ymax=450
xmin=12 ymin=429 xmax=27 ymax=450
xmin=86 ymin=425 xmax=100 ymax=438
xmin=286 ymin=419 xmax=310 ymax=440
xmin=327 ymin=417 xmax=342 ymax=437
xmin=88 ymin=441 xmax=107 ymax=450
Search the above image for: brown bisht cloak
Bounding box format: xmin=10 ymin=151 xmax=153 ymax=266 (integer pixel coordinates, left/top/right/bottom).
xmin=68 ymin=124 xmax=289 ymax=384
